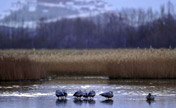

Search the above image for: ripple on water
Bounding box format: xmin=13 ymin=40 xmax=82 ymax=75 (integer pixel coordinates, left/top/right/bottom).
xmin=0 ymin=92 xmax=53 ymax=97
xmin=0 ymin=85 xmax=20 ymax=89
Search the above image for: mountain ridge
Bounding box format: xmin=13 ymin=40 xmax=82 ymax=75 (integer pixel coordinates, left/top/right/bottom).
xmin=0 ymin=0 xmax=112 ymax=28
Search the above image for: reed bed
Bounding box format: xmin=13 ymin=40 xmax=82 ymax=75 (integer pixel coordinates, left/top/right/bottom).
xmin=0 ymin=55 xmax=46 ymax=81
xmin=0 ymin=49 xmax=176 ymax=80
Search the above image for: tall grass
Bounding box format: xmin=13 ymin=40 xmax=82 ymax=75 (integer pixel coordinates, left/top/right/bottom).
xmin=0 ymin=49 xmax=176 ymax=80
xmin=0 ymin=56 xmax=46 ymax=81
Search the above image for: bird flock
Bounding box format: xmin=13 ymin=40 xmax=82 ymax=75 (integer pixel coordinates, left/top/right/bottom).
xmin=56 ymin=90 xmax=156 ymax=101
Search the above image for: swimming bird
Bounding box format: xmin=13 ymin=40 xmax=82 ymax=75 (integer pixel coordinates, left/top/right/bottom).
xmin=88 ymin=90 xmax=96 ymax=99
xmin=56 ymin=90 xmax=67 ymax=99
xmin=100 ymin=91 xmax=113 ymax=99
xmin=73 ymin=90 xmax=83 ymax=99
xmin=146 ymin=93 xmax=156 ymax=101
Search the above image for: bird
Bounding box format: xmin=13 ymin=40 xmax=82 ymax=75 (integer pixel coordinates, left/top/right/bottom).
xmin=88 ymin=90 xmax=96 ymax=99
xmin=82 ymin=91 xmax=89 ymax=99
xmin=146 ymin=93 xmax=156 ymax=101
xmin=55 ymin=90 xmax=67 ymax=99
xmin=100 ymin=91 xmax=113 ymax=99
xmin=73 ymin=90 xmax=83 ymax=99
xmin=62 ymin=90 xmax=68 ymax=98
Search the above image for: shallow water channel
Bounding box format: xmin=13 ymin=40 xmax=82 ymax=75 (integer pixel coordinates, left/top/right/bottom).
xmin=0 ymin=77 xmax=176 ymax=108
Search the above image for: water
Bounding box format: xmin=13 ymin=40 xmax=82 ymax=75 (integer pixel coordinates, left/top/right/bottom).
xmin=0 ymin=77 xmax=176 ymax=108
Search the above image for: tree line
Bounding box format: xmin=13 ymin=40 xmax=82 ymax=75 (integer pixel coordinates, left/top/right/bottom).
xmin=0 ymin=3 xmax=176 ymax=49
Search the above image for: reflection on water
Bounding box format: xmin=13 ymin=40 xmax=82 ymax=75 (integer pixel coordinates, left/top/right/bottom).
xmin=0 ymin=77 xmax=176 ymax=108
xmin=73 ymin=99 xmax=96 ymax=106
xmin=101 ymin=99 xmax=113 ymax=105
xmin=146 ymin=100 xmax=155 ymax=105
xmin=87 ymin=99 xmax=96 ymax=105
xmin=73 ymin=99 xmax=96 ymax=107
xmin=56 ymin=99 xmax=67 ymax=106
xmin=73 ymin=99 xmax=83 ymax=105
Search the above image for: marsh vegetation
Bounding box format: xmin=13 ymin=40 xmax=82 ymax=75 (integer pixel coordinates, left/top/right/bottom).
xmin=0 ymin=49 xmax=176 ymax=80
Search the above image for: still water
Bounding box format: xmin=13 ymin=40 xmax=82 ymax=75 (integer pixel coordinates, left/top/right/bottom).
xmin=0 ymin=77 xmax=176 ymax=108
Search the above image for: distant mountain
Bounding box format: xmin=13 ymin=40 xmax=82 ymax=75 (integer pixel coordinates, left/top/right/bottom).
xmin=0 ymin=0 xmax=112 ymax=27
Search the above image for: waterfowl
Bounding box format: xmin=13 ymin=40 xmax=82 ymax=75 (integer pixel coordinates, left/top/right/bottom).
xmin=88 ymin=90 xmax=96 ymax=98
xmin=56 ymin=90 xmax=67 ymax=99
xmin=83 ymin=91 xmax=89 ymax=98
xmin=73 ymin=90 xmax=83 ymax=98
xmin=146 ymin=93 xmax=156 ymax=101
xmin=100 ymin=91 xmax=113 ymax=99
xmin=62 ymin=90 xmax=68 ymax=98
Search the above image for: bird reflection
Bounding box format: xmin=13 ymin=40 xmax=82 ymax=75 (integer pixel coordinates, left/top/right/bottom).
xmin=82 ymin=99 xmax=96 ymax=105
xmin=101 ymin=99 xmax=114 ymax=105
xmin=88 ymin=99 xmax=96 ymax=105
xmin=73 ymin=98 xmax=96 ymax=105
xmin=146 ymin=100 xmax=155 ymax=105
xmin=82 ymin=99 xmax=88 ymax=104
xmin=73 ymin=98 xmax=83 ymax=105
xmin=56 ymin=99 xmax=67 ymax=106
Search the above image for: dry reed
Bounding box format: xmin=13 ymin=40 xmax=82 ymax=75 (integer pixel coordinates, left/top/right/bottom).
xmin=0 ymin=49 xmax=176 ymax=80
xmin=0 ymin=55 xmax=46 ymax=81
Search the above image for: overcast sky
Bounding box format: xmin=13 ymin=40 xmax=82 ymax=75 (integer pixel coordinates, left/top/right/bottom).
xmin=0 ymin=0 xmax=18 ymax=11
xmin=0 ymin=0 xmax=176 ymax=18
xmin=105 ymin=0 xmax=176 ymax=11
xmin=0 ymin=0 xmax=19 ymax=19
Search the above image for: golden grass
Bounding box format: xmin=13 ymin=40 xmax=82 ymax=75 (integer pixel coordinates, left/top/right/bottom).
xmin=0 ymin=56 xmax=46 ymax=81
xmin=0 ymin=49 xmax=176 ymax=80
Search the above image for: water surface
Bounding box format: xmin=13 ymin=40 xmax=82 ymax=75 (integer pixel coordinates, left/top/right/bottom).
xmin=0 ymin=77 xmax=176 ymax=108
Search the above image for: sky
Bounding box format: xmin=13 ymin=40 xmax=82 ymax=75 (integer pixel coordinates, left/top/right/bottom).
xmin=0 ymin=0 xmax=176 ymax=19
xmin=105 ymin=0 xmax=176 ymax=11
xmin=0 ymin=0 xmax=20 ymax=19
